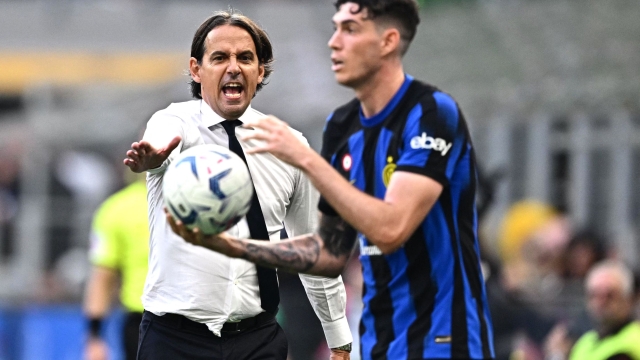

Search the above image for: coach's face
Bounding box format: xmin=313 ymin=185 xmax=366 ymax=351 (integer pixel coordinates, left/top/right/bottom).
xmin=190 ymin=24 xmax=264 ymax=120
xmin=328 ymin=3 xmax=384 ymax=89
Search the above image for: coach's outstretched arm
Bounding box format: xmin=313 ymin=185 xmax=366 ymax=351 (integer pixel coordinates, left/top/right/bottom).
xmin=167 ymin=212 xmax=357 ymax=278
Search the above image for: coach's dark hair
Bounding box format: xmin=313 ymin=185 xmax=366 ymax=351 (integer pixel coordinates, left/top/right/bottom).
xmin=190 ymin=10 xmax=274 ymax=99
xmin=334 ymin=0 xmax=420 ymax=56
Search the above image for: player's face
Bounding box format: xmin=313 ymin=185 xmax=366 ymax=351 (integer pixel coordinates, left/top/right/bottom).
xmin=328 ymin=3 xmax=384 ymax=89
xmin=190 ymin=24 xmax=265 ymax=120
xmin=586 ymin=271 xmax=632 ymax=326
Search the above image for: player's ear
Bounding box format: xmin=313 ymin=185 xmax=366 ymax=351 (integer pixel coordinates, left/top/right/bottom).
xmin=380 ymin=28 xmax=400 ymax=57
xmin=189 ymin=57 xmax=202 ymax=83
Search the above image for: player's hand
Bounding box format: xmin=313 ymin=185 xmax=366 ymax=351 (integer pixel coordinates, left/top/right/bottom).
xmin=241 ymin=115 xmax=312 ymax=167
xmin=123 ymin=136 xmax=181 ymax=173
xmin=84 ymin=337 xmax=108 ymax=360
xmin=330 ymin=349 xmax=350 ymax=360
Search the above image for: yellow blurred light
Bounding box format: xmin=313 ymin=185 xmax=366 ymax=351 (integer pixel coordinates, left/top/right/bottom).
xmin=0 ymin=52 xmax=186 ymax=93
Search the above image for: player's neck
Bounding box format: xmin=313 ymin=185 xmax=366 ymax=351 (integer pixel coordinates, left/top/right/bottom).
xmin=355 ymin=64 xmax=405 ymax=119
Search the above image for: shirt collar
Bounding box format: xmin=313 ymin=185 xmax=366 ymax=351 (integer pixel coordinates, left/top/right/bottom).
xmin=200 ymin=100 xmax=253 ymax=127
xmin=359 ymin=73 xmax=413 ymax=128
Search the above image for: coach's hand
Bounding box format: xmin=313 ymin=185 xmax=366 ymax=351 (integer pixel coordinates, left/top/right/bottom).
xmin=124 ymin=136 xmax=181 ymax=173
xmin=330 ymin=349 xmax=350 ymax=360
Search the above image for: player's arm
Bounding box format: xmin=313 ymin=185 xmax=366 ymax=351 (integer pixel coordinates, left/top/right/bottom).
xmin=242 ymin=116 xmax=442 ymax=254
xmin=168 ymin=212 xmax=357 ymax=278
xmin=303 ymin=158 xmax=442 ymax=254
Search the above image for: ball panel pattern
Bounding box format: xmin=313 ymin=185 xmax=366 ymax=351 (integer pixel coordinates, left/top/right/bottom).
xmin=163 ymin=144 xmax=254 ymax=235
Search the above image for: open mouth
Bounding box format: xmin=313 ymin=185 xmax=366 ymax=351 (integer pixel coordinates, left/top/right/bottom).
xmin=222 ymin=83 xmax=243 ymax=99
xmin=331 ymin=58 xmax=343 ymax=71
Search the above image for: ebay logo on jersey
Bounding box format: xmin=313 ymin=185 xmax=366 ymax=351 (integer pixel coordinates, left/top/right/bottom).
xmin=409 ymin=132 xmax=452 ymax=156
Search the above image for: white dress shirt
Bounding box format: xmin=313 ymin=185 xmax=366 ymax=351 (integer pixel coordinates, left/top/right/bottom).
xmin=141 ymin=100 xmax=352 ymax=348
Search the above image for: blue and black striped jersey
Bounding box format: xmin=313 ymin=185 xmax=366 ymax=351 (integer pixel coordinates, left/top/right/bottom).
xmin=319 ymin=75 xmax=495 ymax=360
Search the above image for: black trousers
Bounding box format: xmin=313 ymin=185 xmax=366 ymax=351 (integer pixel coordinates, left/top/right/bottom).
xmin=124 ymin=312 xmax=143 ymax=360
xmin=137 ymin=311 xmax=288 ymax=360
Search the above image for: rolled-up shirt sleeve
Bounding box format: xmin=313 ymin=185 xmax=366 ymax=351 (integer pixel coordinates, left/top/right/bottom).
xmin=299 ymin=273 xmax=352 ymax=348
xmin=284 ymin=162 xmax=353 ymax=349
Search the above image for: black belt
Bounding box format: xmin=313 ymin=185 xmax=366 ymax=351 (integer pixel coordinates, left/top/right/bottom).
xmin=145 ymin=311 xmax=275 ymax=335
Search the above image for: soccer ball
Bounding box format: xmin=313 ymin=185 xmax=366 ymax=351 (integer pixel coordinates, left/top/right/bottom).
xmin=163 ymin=144 xmax=253 ymax=235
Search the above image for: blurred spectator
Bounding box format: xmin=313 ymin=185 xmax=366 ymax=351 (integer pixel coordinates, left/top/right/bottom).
xmin=485 ymin=258 xmax=557 ymax=360
xmin=561 ymin=231 xmax=608 ymax=281
xmin=545 ymin=231 xmax=612 ymax=352
xmin=488 ymin=200 xmax=575 ymax=360
xmin=568 ymin=260 xmax=640 ymax=360
xmin=83 ymin=173 xmax=148 ymax=360
xmin=499 ymin=200 xmax=572 ymax=310
xmin=497 ymin=200 xmax=557 ymax=266
xmin=543 ymin=232 xmax=609 ymax=360
xmin=497 ymin=200 xmax=573 ymax=308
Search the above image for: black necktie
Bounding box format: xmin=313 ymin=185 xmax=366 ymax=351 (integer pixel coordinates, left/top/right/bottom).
xmin=217 ymin=120 xmax=280 ymax=314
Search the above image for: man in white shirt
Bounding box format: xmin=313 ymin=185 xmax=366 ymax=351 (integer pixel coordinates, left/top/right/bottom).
xmin=124 ymin=10 xmax=352 ymax=360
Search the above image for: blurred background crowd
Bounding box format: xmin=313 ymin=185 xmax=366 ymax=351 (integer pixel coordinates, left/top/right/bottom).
xmin=0 ymin=0 xmax=639 ymax=359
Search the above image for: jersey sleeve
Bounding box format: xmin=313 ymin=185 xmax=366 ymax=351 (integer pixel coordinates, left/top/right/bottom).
xmin=396 ymin=91 xmax=466 ymax=188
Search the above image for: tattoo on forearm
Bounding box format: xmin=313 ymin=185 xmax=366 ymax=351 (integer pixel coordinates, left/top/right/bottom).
xmin=236 ymin=215 xmax=356 ymax=276
xmin=318 ymin=215 xmax=357 ymax=258
xmin=243 ymin=236 xmax=321 ymax=273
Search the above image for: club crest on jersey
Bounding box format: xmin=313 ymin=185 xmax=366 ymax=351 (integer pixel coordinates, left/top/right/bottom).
xmin=382 ymin=156 xmax=396 ymax=187
xmin=342 ymin=154 xmax=352 ymax=171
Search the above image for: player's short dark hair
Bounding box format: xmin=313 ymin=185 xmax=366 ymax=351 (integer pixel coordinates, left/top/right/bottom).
xmin=334 ymin=0 xmax=420 ymax=56
xmin=190 ymin=10 xmax=274 ymax=99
